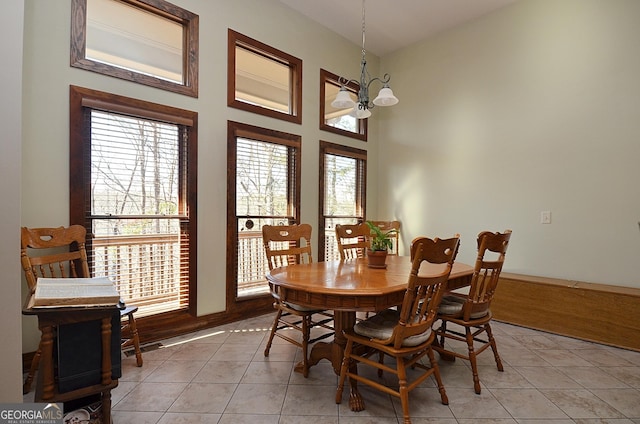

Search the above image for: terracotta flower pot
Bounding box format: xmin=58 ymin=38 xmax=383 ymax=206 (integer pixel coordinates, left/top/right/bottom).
xmin=367 ymin=249 xmax=388 ymax=269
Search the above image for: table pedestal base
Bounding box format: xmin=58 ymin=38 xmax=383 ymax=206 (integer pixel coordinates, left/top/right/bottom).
xmin=293 ymin=311 xmax=365 ymax=411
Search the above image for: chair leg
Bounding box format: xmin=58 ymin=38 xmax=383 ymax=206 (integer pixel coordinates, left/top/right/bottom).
xmin=126 ymin=311 xmax=143 ymax=367
xmin=23 ymin=345 xmax=41 ymax=394
xmin=427 ymin=347 xmax=449 ymax=405
xmin=434 ymin=320 xmax=456 ymax=362
xmin=335 ymin=339 xmax=353 ymax=404
xmin=465 ymin=326 xmax=482 ymax=394
xmin=300 ymin=315 xmax=310 ymax=378
xmin=485 ymin=323 xmax=504 ymax=372
xmin=264 ymin=309 xmax=282 ymax=357
xmin=438 ymin=320 xmax=447 ymax=347
xmin=396 ymin=356 xmax=412 ymax=424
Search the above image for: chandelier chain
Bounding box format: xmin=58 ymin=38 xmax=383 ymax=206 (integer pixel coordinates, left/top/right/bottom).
xmin=361 ymin=0 xmax=366 ymax=56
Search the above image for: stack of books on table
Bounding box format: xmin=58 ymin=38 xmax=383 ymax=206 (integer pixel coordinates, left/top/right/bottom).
xmin=31 ymin=277 xmax=121 ymax=308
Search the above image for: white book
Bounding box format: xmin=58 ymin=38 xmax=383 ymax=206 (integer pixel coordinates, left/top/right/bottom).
xmin=33 ymin=277 xmax=121 ymax=307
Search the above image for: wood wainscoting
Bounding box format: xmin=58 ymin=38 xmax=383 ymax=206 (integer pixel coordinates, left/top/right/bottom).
xmin=492 ymin=273 xmax=640 ymax=352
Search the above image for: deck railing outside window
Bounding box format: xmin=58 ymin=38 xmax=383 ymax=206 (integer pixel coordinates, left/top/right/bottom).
xmin=235 ymin=228 xmax=341 ymax=297
xmin=92 ymin=233 xmax=188 ymax=317
xmin=92 ymin=228 xmax=341 ymax=306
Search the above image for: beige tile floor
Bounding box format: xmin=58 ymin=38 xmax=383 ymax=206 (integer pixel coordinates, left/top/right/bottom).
xmin=27 ymin=313 xmax=640 ymax=423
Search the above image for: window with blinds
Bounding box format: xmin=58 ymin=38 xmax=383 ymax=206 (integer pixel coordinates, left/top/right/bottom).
xmin=227 ymin=121 xmax=301 ymax=300
xmin=319 ymin=141 xmax=367 ymax=261
xmin=70 ymin=85 xmax=197 ymax=319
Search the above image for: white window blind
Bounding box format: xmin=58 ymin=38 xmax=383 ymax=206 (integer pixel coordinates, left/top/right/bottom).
xmin=87 ymin=110 xmax=190 ymax=317
xmin=236 ymin=138 xmax=291 ymax=217
xmin=234 ymin=135 xmax=298 ymax=297
xmin=320 ymin=142 xmax=366 ymax=261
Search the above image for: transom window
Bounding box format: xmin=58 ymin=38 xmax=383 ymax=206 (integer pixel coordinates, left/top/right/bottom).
xmin=320 ymin=69 xmax=367 ymax=141
xmin=71 ymin=0 xmax=199 ymax=97
xmin=228 ymin=29 xmax=303 ymax=124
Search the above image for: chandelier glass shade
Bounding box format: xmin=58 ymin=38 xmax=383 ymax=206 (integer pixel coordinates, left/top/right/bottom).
xmin=330 ymin=0 xmax=398 ymax=119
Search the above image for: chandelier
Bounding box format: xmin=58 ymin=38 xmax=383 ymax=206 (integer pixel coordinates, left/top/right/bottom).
xmin=331 ymin=0 xmax=399 ymax=119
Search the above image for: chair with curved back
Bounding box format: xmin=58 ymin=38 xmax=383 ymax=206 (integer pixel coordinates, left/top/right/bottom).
xmin=369 ymin=220 xmax=400 ymax=255
xmin=336 ymin=235 xmax=460 ymax=424
xmin=335 ymin=222 xmax=370 ymax=260
xmin=433 ymin=229 xmax=512 ymax=394
xmin=262 ymin=223 xmax=333 ymax=377
xmin=20 ymin=225 xmax=143 ymax=394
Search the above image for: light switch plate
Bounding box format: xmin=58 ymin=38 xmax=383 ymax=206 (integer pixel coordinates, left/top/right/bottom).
xmin=541 ymin=211 xmax=551 ymax=224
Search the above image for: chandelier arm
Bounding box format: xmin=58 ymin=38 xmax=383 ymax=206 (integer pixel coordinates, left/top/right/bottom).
xmin=337 ymin=76 xmax=360 ymax=88
xmin=366 ymin=74 xmax=392 ymax=90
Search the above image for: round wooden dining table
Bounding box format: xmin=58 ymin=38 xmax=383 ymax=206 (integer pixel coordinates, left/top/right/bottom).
xmin=266 ymin=255 xmax=474 ymax=411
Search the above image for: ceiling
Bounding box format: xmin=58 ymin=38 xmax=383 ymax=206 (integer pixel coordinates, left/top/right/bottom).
xmin=278 ymin=0 xmax=518 ymax=57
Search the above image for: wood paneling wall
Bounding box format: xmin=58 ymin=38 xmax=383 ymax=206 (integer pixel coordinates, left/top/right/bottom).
xmin=492 ymin=273 xmax=640 ymax=351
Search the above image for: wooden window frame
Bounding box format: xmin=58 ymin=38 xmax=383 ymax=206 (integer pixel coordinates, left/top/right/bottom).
xmin=228 ymin=29 xmax=303 ymax=124
xmin=320 ymin=69 xmax=367 ymax=141
xmin=69 ymin=84 xmax=198 ymax=323
xmin=318 ymin=141 xmax=367 ymax=261
xmin=226 ymin=121 xmax=302 ymax=313
xmin=70 ymin=0 xmax=199 ymax=97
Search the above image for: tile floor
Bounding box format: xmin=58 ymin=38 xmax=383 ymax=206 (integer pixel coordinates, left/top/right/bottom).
xmin=27 ymin=313 xmax=640 ymax=423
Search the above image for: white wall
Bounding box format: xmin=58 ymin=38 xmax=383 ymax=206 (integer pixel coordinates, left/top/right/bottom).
xmin=0 ymin=0 xmax=24 ymax=403
xmin=19 ymin=0 xmax=381 ymax=355
xmin=378 ymin=0 xmax=640 ymax=287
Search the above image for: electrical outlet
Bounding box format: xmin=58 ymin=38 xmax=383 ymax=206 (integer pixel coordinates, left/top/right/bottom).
xmin=541 ymin=211 xmax=551 ymax=224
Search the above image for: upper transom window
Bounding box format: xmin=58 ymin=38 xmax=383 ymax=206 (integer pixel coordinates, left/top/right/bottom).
xmin=320 ymin=69 xmax=367 ymax=141
xmin=71 ymin=0 xmax=199 ymax=97
xmin=228 ymin=29 xmax=303 ymax=124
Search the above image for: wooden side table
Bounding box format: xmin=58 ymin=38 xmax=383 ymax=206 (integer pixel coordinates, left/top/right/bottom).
xmin=23 ymin=296 xmax=119 ymax=423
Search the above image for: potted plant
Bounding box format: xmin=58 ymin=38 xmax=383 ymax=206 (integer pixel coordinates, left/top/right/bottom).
xmin=365 ymin=220 xmax=397 ymax=268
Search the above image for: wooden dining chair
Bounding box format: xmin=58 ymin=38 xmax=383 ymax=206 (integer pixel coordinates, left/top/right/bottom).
xmin=336 ymin=235 xmax=460 ymax=424
xmin=20 ymin=225 xmax=143 ymax=394
xmin=369 ymin=220 xmax=400 ymax=255
xmin=433 ymin=230 xmax=512 ymax=394
xmin=335 ymin=222 xmax=370 ymax=260
xmin=262 ymin=223 xmax=333 ymax=377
